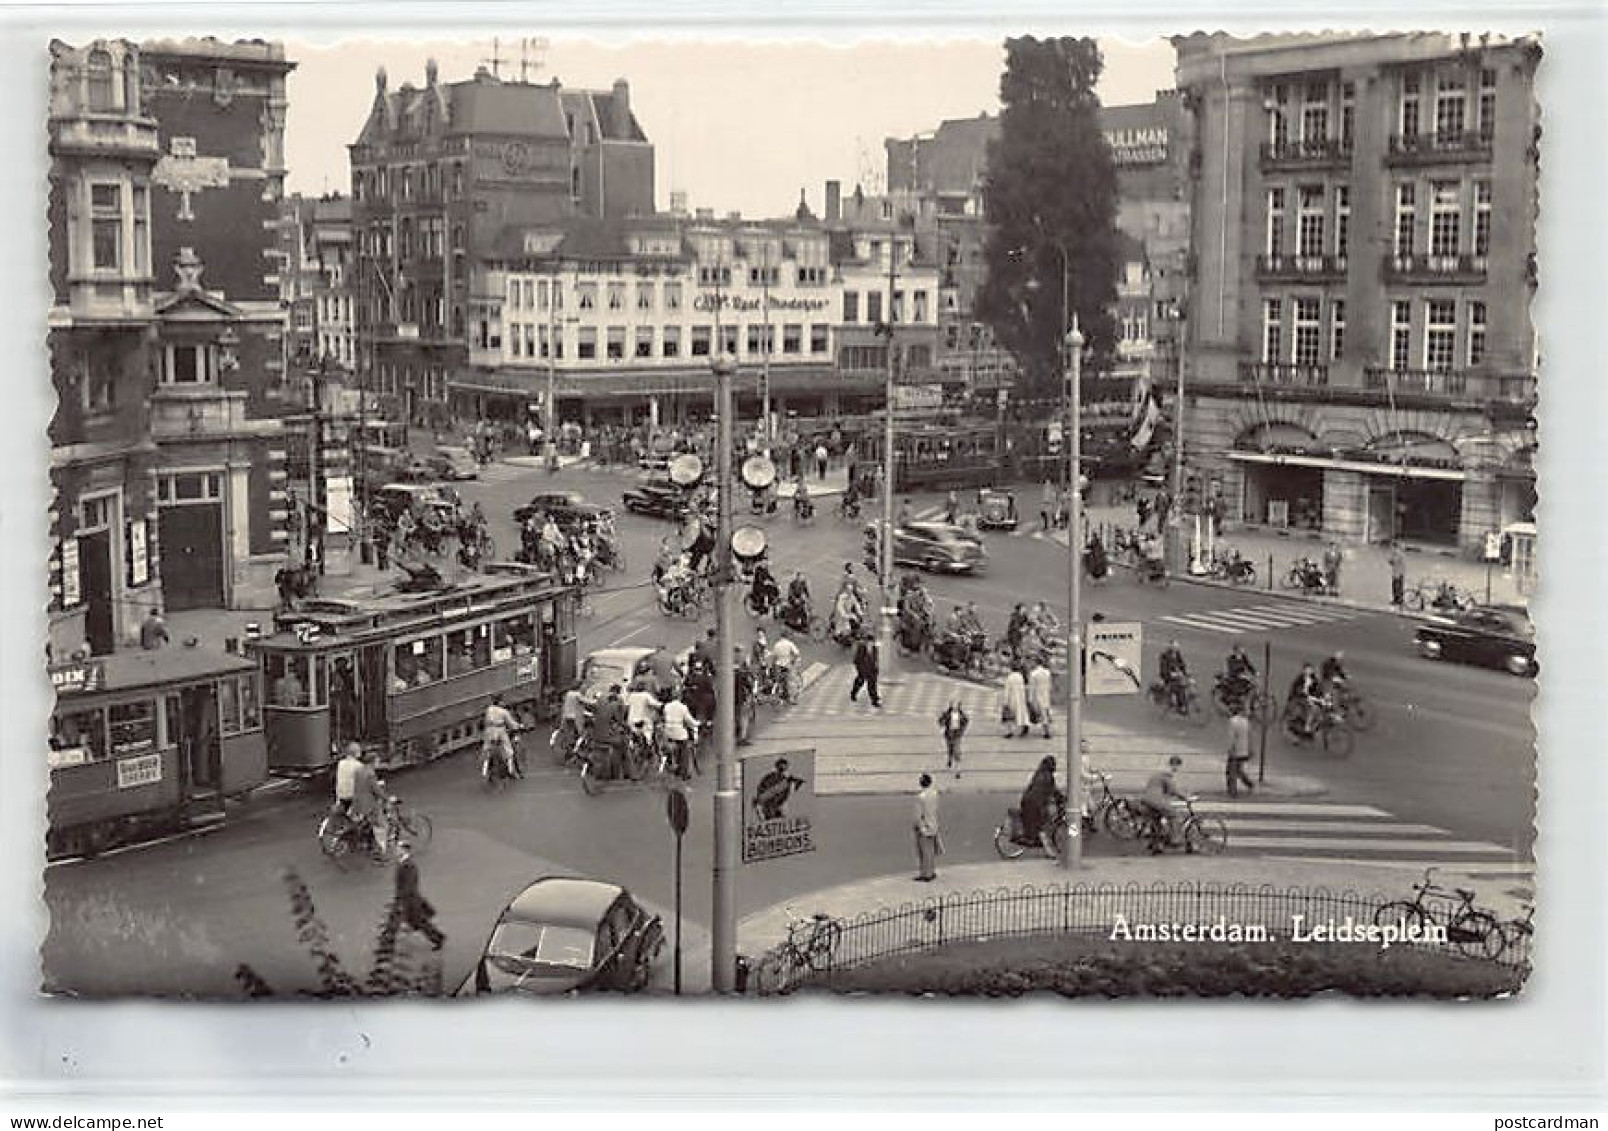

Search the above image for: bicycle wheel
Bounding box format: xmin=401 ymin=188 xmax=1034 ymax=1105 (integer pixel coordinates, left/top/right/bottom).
xmin=1449 ymin=910 xmax=1506 ymax=961
xmin=805 ymin=920 xmax=843 ymax=973
xmin=1373 ymin=901 xmax=1433 ymax=936
xmin=1345 ymin=696 xmax=1377 ymax=732
xmin=1321 ymin=722 xmax=1355 ymax=757
xmin=398 ymin=810 xmax=433 ymax=852
xmin=1404 ymin=587 xmax=1426 ymax=611
xmin=785 ymin=670 xmax=802 ymax=704
xmin=549 ymin=727 xmax=569 ymax=764
xmin=1103 ymin=800 xmax=1142 ymax=841
xmin=1185 ymin=816 xmax=1228 ymax=855
xmin=579 ymin=756 xmax=602 ymax=797
xmin=993 ymin=824 xmax=1027 ymax=859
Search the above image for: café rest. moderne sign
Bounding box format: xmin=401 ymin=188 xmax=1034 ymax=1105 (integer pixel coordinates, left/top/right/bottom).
xmin=694 ymin=293 xmax=830 ymax=315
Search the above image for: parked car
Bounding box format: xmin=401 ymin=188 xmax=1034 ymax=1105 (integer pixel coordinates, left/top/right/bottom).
xmin=865 ymin=520 xmax=988 ymax=574
xmin=622 ymin=479 xmax=688 ymax=520
xmin=1414 ymin=605 xmax=1537 ymax=676
xmin=427 ymin=446 xmax=480 ymax=482
xmin=458 ymin=877 xmax=665 ymax=997
xmin=371 ymin=482 xmax=458 ymax=527
xmin=515 ymin=490 xmax=611 ymax=529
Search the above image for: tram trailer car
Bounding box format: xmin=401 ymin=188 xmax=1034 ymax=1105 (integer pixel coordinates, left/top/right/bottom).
xmin=47 ymin=648 xmax=267 ymax=861
xmin=252 ymin=562 xmax=579 ymax=776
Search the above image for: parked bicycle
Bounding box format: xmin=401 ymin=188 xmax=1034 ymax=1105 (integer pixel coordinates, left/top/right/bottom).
xmin=1207 ymin=549 xmax=1257 ymax=586
xmin=1134 ymin=795 xmax=1227 ymax=856
xmin=774 ymin=907 xmax=843 ymax=975
xmin=1371 ymin=867 xmax=1507 ymax=960
xmin=1404 ymin=578 xmax=1476 ymax=613
xmin=1282 ymin=556 xmax=1328 ymax=595
xmin=1501 ymin=903 xmax=1534 ymax=967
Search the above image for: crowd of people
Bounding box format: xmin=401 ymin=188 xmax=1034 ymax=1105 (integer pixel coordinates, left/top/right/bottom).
xmin=518 ymin=508 xmax=620 ymax=590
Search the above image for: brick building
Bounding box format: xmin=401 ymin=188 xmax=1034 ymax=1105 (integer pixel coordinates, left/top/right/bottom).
xmin=349 ymin=61 xmax=654 ymax=430
xmin=1173 ymin=32 xmax=1539 ymax=552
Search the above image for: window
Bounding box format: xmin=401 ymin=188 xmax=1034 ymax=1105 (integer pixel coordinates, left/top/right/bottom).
xmin=82 ymin=354 xmax=115 ymax=413
xmin=913 ymin=291 xmax=929 ymax=322
xmin=445 ymin=625 xmax=491 ymax=676
xmin=664 ymin=282 xmax=682 ymax=312
xmin=1400 ymin=74 xmax=1421 ymax=140
xmin=746 ymin=324 xmax=774 ymax=356
xmin=524 ymin=324 xmax=536 ymax=359
xmin=576 ymin=283 xmax=597 ymax=311
xmin=782 ymin=324 xmax=802 ymax=355
xmin=577 ymin=327 xmax=597 ymax=360
xmin=1435 ymin=72 xmax=1466 ymax=139
xmin=1424 ymin=300 xmax=1457 ymax=371
xmin=866 ymin=291 xmax=883 ymax=325
xmin=843 ymin=291 xmax=859 ymax=323
xmin=662 ymin=326 xmax=680 ymax=358
xmin=635 ymin=327 xmax=654 ymax=359
xmin=1335 ymin=185 xmax=1351 ymax=257
xmin=1301 ymin=81 xmax=1328 ymax=145
xmin=1468 ymin=301 xmax=1487 ymax=366
xmin=1330 ymin=299 xmax=1346 ymax=361
xmin=87 ymin=48 xmax=118 ymax=110
xmin=607 ymin=283 xmax=625 ymax=311
xmin=1478 ymin=68 xmax=1497 ymax=141
xmin=1297 ymin=186 xmax=1325 ymax=258
xmin=636 ymin=283 xmax=653 ymax=312
xmin=691 ymin=326 xmax=711 ymax=357
xmin=90 ymin=183 xmax=121 ymax=271
xmin=54 ymin=707 xmax=108 ymax=763
xmin=1266 ymin=188 xmax=1286 ymax=257
xmin=131 ymin=186 xmax=148 ymax=276
xmin=108 ymin=700 xmax=156 ymax=756
xmin=1261 ymin=298 xmax=1283 ymax=364
xmin=810 ymin=324 xmax=829 ymax=354
xmin=163 ymin=344 xmax=212 ymax=385
xmin=1268 ymin=82 xmax=1289 ymax=149
xmin=1340 ymin=81 xmax=1356 ymax=148
xmin=719 ymin=326 xmax=738 ymax=357
xmin=1293 ymin=297 xmax=1322 ymax=366
xmin=552 ymin=282 xmax=563 ymax=312
xmin=698 ymin=265 xmax=731 ymax=287
xmin=748 ymin=265 xmax=779 ymax=287
xmin=393 ymin=637 xmax=443 ymax=688
xmin=1429 ymin=181 xmax=1460 ymax=258
xmin=1391 ymin=300 xmax=1413 ymax=371
xmin=1394 ymin=183 xmax=1417 ymax=258
xmin=1474 ymin=179 xmax=1493 ymax=258
xmin=606 ymin=326 xmax=625 ymax=360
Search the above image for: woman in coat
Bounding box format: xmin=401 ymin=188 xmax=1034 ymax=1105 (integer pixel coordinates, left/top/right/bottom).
xmin=1019 ymin=755 xmax=1062 ymax=845
xmin=999 ymin=666 xmax=1029 ymax=738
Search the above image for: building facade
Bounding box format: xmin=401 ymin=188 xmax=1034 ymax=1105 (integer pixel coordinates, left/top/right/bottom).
xmin=453 ymin=207 xmax=940 ymax=427
xmin=1174 ymin=32 xmax=1539 ymax=552
xmin=349 ymin=62 xmax=654 ymax=431
xmin=280 ymin=192 xmax=355 ymax=373
xmin=47 ymin=39 xmax=164 ymax=657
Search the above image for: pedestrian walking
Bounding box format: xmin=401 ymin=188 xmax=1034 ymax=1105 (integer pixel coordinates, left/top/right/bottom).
xmin=394 ymin=841 xmax=445 ymax=950
xmin=139 ymin=608 xmax=169 ymax=651
xmin=372 ymin=524 xmax=390 ymax=572
xmin=1225 ymin=707 xmax=1254 ymax=797
xmin=1387 ymin=542 xmax=1407 ymax=607
xmin=1000 ymin=667 xmax=1029 ymax=738
xmin=1027 ymin=658 xmax=1054 ymax=739
xmin=938 ymin=698 xmax=969 ymax=775
xmin=913 ymin=773 xmax=941 ymax=882
xmin=850 ymin=633 xmax=883 ymax=708
xmin=1040 ymin=479 xmax=1056 ymax=532
xmin=815 ymin=442 xmax=829 ymax=480
xmin=1136 ymin=495 xmax=1151 ymax=531
xmin=1323 ymin=541 xmax=1344 ymax=597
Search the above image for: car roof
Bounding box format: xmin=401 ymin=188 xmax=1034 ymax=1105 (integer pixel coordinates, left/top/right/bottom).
xmin=531 ymin=491 xmax=585 ymax=504
xmin=437 ymin=446 xmax=472 ymax=458
xmin=503 ymin=876 xmax=626 ymax=928
xmin=907 ymin=521 xmax=967 ymax=537
xmin=586 ymin=646 xmax=658 ymax=667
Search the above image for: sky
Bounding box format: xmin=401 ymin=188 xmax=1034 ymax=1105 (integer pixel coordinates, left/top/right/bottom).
xmin=283 ymin=36 xmax=1177 ymax=218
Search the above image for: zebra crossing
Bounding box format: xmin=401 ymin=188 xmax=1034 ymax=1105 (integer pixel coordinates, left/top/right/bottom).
xmin=1158 ymin=601 xmax=1372 ymax=637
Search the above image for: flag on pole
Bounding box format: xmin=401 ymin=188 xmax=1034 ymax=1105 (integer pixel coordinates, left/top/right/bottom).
xmin=1130 ymin=391 xmax=1163 ymax=450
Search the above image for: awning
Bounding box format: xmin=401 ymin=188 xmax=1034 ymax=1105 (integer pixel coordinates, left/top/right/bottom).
xmin=1227 ymin=450 xmax=1467 ymax=482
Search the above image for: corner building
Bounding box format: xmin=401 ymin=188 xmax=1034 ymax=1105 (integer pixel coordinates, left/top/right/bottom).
xmin=1174 ymin=32 xmax=1538 ymax=553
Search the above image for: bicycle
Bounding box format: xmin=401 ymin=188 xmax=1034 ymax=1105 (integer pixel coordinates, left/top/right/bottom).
xmin=1135 ymin=795 xmax=1227 ymax=856
xmin=774 ymin=907 xmax=843 ymax=975
xmin=1281 ymin=696 xmax=1355 ymax=756
xmin=1404 ymin=579 xmax=1475 ymax=613
xmin=1372 ymin=867 xmax=1506 ymax=960
xmin=1088 ymin=771 xmax=1142 ymax=840
xmin=1329 ymin=682 xmax=1375 ymax=732
xmin=1500 ymin=903 xmax=1534 ymax=966
xmin=1211 ymin=675 xmax=1278 ymax=727
xmin=1148 ymin=676 xmax=1209 ymax=727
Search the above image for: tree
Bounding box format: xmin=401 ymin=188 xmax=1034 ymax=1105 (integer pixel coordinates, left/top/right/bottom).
xmin=975 ymin=36 xmax=1121 ymax=399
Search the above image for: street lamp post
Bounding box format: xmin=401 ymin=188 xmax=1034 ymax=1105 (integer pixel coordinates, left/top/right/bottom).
xmin=710 ymin=354 xmax=740 ymax=992
xmin=761 ymin=244 xmax=773 ymax=453
xmin=878 ymin=236 xmax=899 ymax=662
xmin=1062 ymin=319 xmax=1086 ymax=870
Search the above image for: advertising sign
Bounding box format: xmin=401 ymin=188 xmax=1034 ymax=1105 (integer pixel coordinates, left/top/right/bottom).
xmin=60 ymin=538 xmax=80 ymax=609
xmin=1086 ymin=621 xmax=1144 ymax=696
xmin=740 ymin=749 xmax=816 ymax=864
xmin=49 ymin=661 xmax=104 ymax=695
xmin=115 ymin=753 xmax=164 ymax=790
xmin=326 ymin=475 xmax=355 ymax=538
xmin=127 ymin=518 xmax=149 ymax=589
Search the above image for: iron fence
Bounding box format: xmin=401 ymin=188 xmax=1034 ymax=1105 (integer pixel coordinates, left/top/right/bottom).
xmin=750 ymin=880 xmax=1531 ymax=995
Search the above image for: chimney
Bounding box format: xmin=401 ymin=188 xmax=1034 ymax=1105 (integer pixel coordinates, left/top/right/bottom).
xmin=825 ymin=179 xmax=841 ymax=223
xmin=611 ymin=79 xmax=631 ymax=137
xmin=669 ymin=189 xmax=688 ymax=217
xmin=695 ymin=207 xmax=715 ymax=221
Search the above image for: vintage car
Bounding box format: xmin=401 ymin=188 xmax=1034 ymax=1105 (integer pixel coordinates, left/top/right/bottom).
xmin=370 ymin=482 xmax=459 ymax=527
xmin=976 ymin=488 xmax=1020 ymax=531
xmin=1414 ymin=605 xmax=1537 ymax=677
xmin=865 ymin=520 xmax=988 ymax=575
xmin=515 ymin=490 xmax=612 ymax=529
xmin=426 ymin=446 xmax=480 ymax=482
xmin=622 ymin=479 xmax=688 ymax=520
xmin=458 ymin=877 xmax=666 ymax=997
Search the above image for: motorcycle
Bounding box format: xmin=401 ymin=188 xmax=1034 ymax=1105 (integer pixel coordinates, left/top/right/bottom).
xmin=1283 ymin=556 xmax=1328 ymax=594
xmin=1210 ymin=550 xmax=1257 ymax=586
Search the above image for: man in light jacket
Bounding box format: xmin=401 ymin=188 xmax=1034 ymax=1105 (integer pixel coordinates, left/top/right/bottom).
xmin=913 ymin=773 xmax=941 ymax=882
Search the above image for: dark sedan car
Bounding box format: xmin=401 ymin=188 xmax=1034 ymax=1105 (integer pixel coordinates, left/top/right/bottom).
xmin=459 ymin=877 xmax=666 ymax=997
xmin=865 ymin=520 xmax=988 ymax=574
xmin=514 ymin=490 xmax=611 ymax=528
xmin=622 ymin=479 xmax=688 ymax=520
xmin=1414 ymin=605 xmax=1537 ymax=677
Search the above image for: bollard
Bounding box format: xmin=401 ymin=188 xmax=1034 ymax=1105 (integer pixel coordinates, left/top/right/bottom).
xmin=1267 ymin=554 xmax=1274 ymax=590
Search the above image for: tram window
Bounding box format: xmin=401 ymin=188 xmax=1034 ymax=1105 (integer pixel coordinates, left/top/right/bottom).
xmin=219 ymin=678 xmax=240 ymax=734
xmin=53 ymin=707 xmax=106 ymax=763
xmin=311 ymin=654 xmax=329 ymax=708
xmin=398 ymin=637 xmax=443 ymax=686
xmin=265 ymin=653 xmax=313 ymax=707
xmin=496 ymin=613 xmax=536 ymax=658
xmin=446 ymin=627 xmax=483 ymax=675
xmin=239 ymin=676 xmax=261 ymax=730
xmin=109 ymin=700 xmax=156 ymax=756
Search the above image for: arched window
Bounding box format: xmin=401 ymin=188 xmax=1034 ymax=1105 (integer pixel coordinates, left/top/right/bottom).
xmin=86 ymin=48 xmax=116 ymax=111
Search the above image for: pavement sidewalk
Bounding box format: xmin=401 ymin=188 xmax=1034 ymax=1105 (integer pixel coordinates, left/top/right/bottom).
xmin=736 ymin=854 xmax=1532 ymax=959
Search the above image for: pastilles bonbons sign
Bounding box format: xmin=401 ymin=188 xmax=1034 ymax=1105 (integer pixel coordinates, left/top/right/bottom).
xmin=741 ymin=749 xmax=816 ymax=864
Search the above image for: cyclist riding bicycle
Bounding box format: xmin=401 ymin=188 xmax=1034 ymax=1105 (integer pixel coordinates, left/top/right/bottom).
xmin=1287 ymin=662 xmax=1324 ymax=738
xmin=749 ymin=558 xmax=780 ymax=616
xmin=624 ymin=680 xmax=663 ymax=770
xmin=1158 ymin=640 xmax=1190 ymax=713
xmin=556 ymin=687 xmax=590 ymax=759
xmin=780 ymin=572 xmax=813 ymax=633
xmin=1140 ymin=755 xmax=1189 ymax=848
xmin=1319 ymin=650 xmax=1350 ymax=690
xmin=482 ymin=694 xmax=524 ymax=780
xmin=792 ymin=475 xmax=813 ymax=520
xmin=1219 ymin=643 xmax=1258 ymax=711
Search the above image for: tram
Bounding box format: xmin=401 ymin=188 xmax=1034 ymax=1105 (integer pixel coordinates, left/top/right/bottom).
xmin=47 ymin=648 xmax=268 ymax=860
xmin=251 ymin=562 xmax=578 ymax=775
